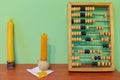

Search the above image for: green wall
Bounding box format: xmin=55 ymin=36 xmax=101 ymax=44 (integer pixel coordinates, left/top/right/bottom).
xmin=0 ymin=0 xmax=120 ymax=71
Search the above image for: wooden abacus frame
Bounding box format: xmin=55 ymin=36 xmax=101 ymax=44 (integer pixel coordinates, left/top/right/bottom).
xmin=68 ymin=2 xmax=114 ymax=72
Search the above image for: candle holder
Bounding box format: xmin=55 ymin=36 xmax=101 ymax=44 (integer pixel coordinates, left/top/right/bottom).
xmin=7 ymin=61 xmax=15 ymax=69
xmin=38 ymin=60 xmax=49 ymax=71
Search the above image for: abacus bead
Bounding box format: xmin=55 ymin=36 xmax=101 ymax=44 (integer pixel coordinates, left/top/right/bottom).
xmin=76 ymin=32 xmax=79 ymax=35
xmin=92 ymin=62 xmax=97 ymax=66
xmin=91 ymin=56 xmax=94 ymax=60
xmin=92 ymin=50 xmax=95 ymax=53
xmin=97 ymin=62 xmax=101 ymax=66
xmin=101 ymin=38 xmax=104 ymax=42
xmin=71 ymin=38 xmax=74 ymax=41
xmin=100 ymin=56 xmax=103 ymax=60
xmin=79 ymin=50 xmax=83 ymax=53
xmin=72 ymin=19 xmax=74 ymax=24
xmin=78 ymin=50 xmax=80 ymax=53
xmin=109 ymin=44 xmax=111 ymax=48
xmin=89 ymin=13 xmax=93 ymax=16
xmin=72 ymin=63 xmax=76 ymax=67
xmin=72 ymin=56 xmax=75 ymax=60
xmin=89 ymin=7 xmax=92 ymax=11
xmin=80 ymin=6 xmax=85 ymax=11
xmin=78 ymin=38 xmax=82 ymax=41
xmin=74 ymin=56 xmax=77 ymax=60
xmin=101 ymin=26 xmax=104 ymax=30
xmin=86 ymin=26 xmax=89 ymax=30
xmin=98 ymin=56 xmax=101 ymax=60
xmin=108 ymin=56 xmax=111 ymax=60
xmin=85 ymin=7 xmax=88 ymax=11
xmin=78 ymin=32 xmax=81 ymax=35
xmin=100 ymin=32 xmax=104 ymax=36
xmin=76 ymin=38 xmax=79 ymax=41
xmin=92 ymin=7 xmax=95 ymax=11
xmin=96 ymin=26 xmax=99 ymax=30
xmin=85 ymin=37 xmax=91 ymax=41
xmin=81 ymin=19 xmax=85 ymax=23
xmin=71 ymin=32 xmax=74 ymax=35
xmin=99 ymin=50 xmax=102 ymax=54
xmin=102 ymin=44 xmax=109 ymax=48
xmin=89 ymin=19 xmax=92 ymax=23
xmin=90 ymin=50 xmax=92 ymax=53
xmin=92 ymin=19 xmax=95 ymax=23
xmin=106 ymin=56 xmax=108 ymax=60
xmin=103 ymin=14 xmax=107 ymax=18
xmin=82 ymin=50 xmax=85 ymax=53
xmin=107 ymin=32 xmax=111 ymax=36
xmin=106 ymin=38 xmax=109 ymax=41
xmin=81 ymin=26 xmax=86 ymax=30
xmin=77 ymin=62 xmax=81 ymax=67
xmin=108 ymin=62 xmax=111 ymax=66
xmin=72 ymin=44 xmax=74 ymax=48
xmin=80 ymin=13 xmax=85 ymax=17
xmin=96 ymin=50 xmax=100 ymax=53
xmin=102 ymin=56 xmax=105 ymax=60
xmin=78 ymin=26 xmax=81 ymax=29
xmin=101 ymin=62 xmax=105 ymax=66
xmin=94 ymin=56 xmax=98 ymax=60
xmin=85 ymin=50 xmax=90 ymax=54
xmin=81 ymin=31 xmax=86 ymax=35
xmin=91 ymin=38 xmax=93 ymax=41
xmin=105 ymin=32 xmax=108 ymax=36
xmin=77 ymin=56 xmax=80 ymax=60
xmin=105 ymin=62 xmax=108 ymax=66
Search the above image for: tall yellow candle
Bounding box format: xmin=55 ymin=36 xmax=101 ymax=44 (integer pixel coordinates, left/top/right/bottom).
xmin=41 ymin=33 xmax=48 ymax=61
xmin=7 ymin=19 xmax=14 ymax=62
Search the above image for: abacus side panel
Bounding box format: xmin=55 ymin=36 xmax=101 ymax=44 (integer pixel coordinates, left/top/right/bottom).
xmin=109 ymin=3 xmax=115 ymax=70
xmin=68 ymin=3 xmax=72 ymax=71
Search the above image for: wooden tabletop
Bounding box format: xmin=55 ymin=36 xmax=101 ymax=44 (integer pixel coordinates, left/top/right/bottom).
xmin=0 ymin=64 xmax=120 ymax=80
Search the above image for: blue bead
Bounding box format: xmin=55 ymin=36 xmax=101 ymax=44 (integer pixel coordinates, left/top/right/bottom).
xmin=98 ymin=56 xmax=101 ymax=60
xmin=92 ymin=62 xmax=97 ymax=66
xmin=81 ymin=31 xmax=86 ymax=35
xmin=80 ymin=7 xmax=85 ymax=11
xmin=102 ymin=44 xmax=108 ymax=48
xmin=71 ymin=19 xmax=74 ymax=24
xmin=94 ymin=56 xmax=98 ymax=60
xmin=85 ymin=50 xmax=90 ymax=54
xmin=80 ymin=19 xmax=85 ymax=24
xmin=85 ymin=37 xmax=91 ymax=41
xmin=81 ymin=26 xmax=86 ymax=30
xmin=80 ymin=13 xmax=85 ymax=17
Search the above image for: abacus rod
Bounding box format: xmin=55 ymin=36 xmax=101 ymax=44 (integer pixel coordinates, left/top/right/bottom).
xmin=74 ymin=44 xmax=104 ymax=46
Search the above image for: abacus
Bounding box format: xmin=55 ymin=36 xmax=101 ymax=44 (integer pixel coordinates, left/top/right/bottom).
xmin=68 ymin=2 xmax=114 ymax=72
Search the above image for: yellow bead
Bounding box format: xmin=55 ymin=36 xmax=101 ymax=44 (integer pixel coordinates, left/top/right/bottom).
xmin=97 ymin=62 xmax=101 ymax=66
xmin=101 ymin=62 xmax=105 ymax=66
xmin=91 ymin=56 xmax=94 ymax=60
xmin=72 ymin=56 xmax=75 ymax=60
xmin=102 ymin=56 xmax=105 ymax=60
xmin=96 ymin=26 xmax=99 ymax=30
xmin=105 ymin=62 xmax=108 ymax=66
xmin=72 ymin=44 xmax=74 ymax=48
xmin=107 ymin=62 xmax=111 ymax=66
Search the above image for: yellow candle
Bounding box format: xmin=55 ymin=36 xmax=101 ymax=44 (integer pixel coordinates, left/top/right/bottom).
xmin=7 ymin=19 xmax=14 ymax=62
xmin=41 ymin=33 xmax=48 ymax=61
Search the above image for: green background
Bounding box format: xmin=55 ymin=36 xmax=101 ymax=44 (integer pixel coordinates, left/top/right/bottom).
xmin=0 ymin=0 xmax=120 ymax=71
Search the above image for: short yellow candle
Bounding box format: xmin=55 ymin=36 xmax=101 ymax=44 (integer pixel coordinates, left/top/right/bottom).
xmin=7 ymin=19 xmax=14 ymax=62
xmin=41 ymin=33 xmax=48 ymax=61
